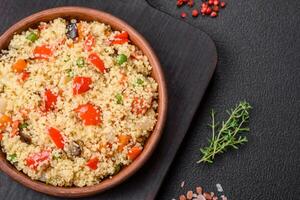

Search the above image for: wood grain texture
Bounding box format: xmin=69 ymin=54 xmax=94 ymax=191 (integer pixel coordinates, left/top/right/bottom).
xmin=147 ymin=1 xmax=300 ymax=200
xmin=0 ymin=0 xmax=217 ymax=199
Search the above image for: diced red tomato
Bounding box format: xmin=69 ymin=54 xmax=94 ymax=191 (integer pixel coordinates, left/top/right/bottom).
xmin=131 ymin=97 xmax=149 ymax=115
xmin=111 ymin=32 xmax=129 ymax=45
xmin=88 ymin=53 xmax=106 ymax=73
xmin=72 ymin=76 xmax=92 ymax=95
xmin=25 ymin=150 xmax=50 ymax=169
xmin=86 ymin=157 xmax=99 ymax=170
xmin=0 ymin=115 xmax=12 ymax=131
xmin=48 ymin=127 xmax=64 ymax=149
xmin=74 ymin=103 xmax=101 ymax=126
xmin=12 ymin=59 xmax=27 ymax=73
xmin=127 ymin=146 xmax=142 ymax=160
xmin=33 ymin=45 xmax=53 ymax=60
xmin=84 ymin=34 xmax=95 ymax=51
xmin=10 ymin=120 xmax=20 ymax=137
xmin=43 ymin=89 xmax=58 ymax=112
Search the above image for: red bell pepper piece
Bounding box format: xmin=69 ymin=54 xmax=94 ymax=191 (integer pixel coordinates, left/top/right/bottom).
xmin=88 ymin=53 xmax=106 ymax=73
xmin=12 ymin=59 xmax=27 ymax=73
xmin=74 ymin=103 xmax=101 ymax=126
xmin=43 ymin=89 xmax=58 ymax=112
xmin=25 ymin=150 xmax=50 ymax=169
xmin=114 ymin=32 xmax=128 ymax=39
xmin=127 ymin=146 xmax=142 ymax=160
xmin=72 ymin=76 xmax=92 ymax=95
xmin=33 ymin=45 xmax=53 ymax=60
xmin=84 ymin=34 xmax=95 ymax=51
xmin=86 ymin=157 xmax=99 ymax=170
xmin=131 ymin=97 xmax=149 ymax=115
xmin=10 ymin=120 xmax=20 ymax=137
xmin=21 ymin=71 xmax=30 ymax=82
xmin=48 ymin=127 xmax=64 ymax=149
xmin=111 ymin=32 xmax=129 ymax=45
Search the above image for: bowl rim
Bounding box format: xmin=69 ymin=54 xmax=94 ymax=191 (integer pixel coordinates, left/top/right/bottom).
xmin=0 ymin=6 xmax=167 ymax=197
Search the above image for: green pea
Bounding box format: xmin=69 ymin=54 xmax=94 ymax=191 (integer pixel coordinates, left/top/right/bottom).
xmin=114 ymin=164 xmax=122 ymax=174
xmin=76 ymin=57 xmax=85 ymax=68
xmin=8 ymin=154 xmax=17 ymax=163
xmin=137 ymin=78 xmax=144 ymax=85
xmin=117 ymin=54 xmax=127 ymax=65
xmin=66 ymin=69 xmax=74 ymax=77
xmin=19 ymin=122 xmax=29 ymax=131
xmin=115 ymin=93 xmax=123 ymax=104
xmin=26 ymin=32 xmax=38 ymax=42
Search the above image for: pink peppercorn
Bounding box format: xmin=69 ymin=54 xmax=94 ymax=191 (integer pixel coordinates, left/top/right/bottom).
xmin=211 ymin=11 xmax=218 ymax=17
xmin=177 ymin=1 xmax=184 ymax=7
xmin=192 ymin=9 xmax=199 ymax=17
xmin=181 ymin=12 xmax=187 ymax=18
xmin=205 ymin=7 xmax=212 ymax=15
xmin=220 ymin=1 xmax=226 ymax=8
xmin=201 ymin=2 xmax=208 ymax=8
xmin=214 ymin=0 xmax=219 ymax=6
xmin=188 ymin=0 xmax=194 ymax=7
xmin=212 ymin=5 xmax=219 ymax=12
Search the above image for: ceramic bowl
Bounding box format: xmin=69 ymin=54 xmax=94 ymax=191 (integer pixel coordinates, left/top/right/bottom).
xmin=0 ymin=6 xmax=167 ymax=197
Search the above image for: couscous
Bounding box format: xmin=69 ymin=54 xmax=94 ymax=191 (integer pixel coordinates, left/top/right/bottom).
xmin=0 ymin=18 xmax=158 ymax=187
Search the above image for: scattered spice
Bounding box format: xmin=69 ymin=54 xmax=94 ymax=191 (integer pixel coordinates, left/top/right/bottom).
xmin=216 ymin=183 xmax=223 ymax=192
xmin=180 ymin=194 xmax=187 ymax=200
xmin=196 ymin=186 xmax=203 ymax=194
xmin=210 ymin=11 xmax=218 ymax=17
xmin=187 ymin=191 xmax=194 ymax=199
xmin=192 ymin=9 xmax=199 ymax=17
xmin=181 ymin=12 xmax=187 ymax=18
xmin=176 ymin=0 xmax=227 ymax=18
xmin=181 ymin=181 xmax=186 ymax=188
xmin=176 ymin=181 xmax=228 ymax=200
xmin=220 ymin=2 xmax=226 ymax=8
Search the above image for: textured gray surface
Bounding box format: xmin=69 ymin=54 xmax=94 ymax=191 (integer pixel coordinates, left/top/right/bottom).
xmin=147 ymin=0 xmax=300 ymax=200
xmin=0 ymin=0 xmax=217 ymax=199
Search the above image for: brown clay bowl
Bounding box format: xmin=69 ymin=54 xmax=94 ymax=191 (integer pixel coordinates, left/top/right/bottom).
xmin=0 ymin=7 xmax=167 ymax=197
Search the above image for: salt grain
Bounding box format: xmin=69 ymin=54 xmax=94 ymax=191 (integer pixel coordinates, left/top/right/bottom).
xmin=179 ymin=194 xmax=187 ymax=200
xmin=186 ymin=190 xmax=193 ymax=199
xmin=216 ymin=183 xmax=223 ymax=192
xmin=181 ymin=181 xmax=185 ymax=188
xmin=196 ymin=186 xmax=203 ymax=194
xmin=196 ymin=194 xmax=206 ymax=200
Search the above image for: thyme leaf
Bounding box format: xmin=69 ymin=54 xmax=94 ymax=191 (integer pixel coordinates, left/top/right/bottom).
xmin=198 ymin=101 xmax=252 ymax=164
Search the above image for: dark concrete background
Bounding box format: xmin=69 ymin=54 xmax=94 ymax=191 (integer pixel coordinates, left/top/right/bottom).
xmin=0 ymin=1 xmax=299 ymax=199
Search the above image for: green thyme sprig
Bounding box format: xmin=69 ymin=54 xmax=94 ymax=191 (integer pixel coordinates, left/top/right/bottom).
xmin=198 ymin=101 xmax=252 ymax=164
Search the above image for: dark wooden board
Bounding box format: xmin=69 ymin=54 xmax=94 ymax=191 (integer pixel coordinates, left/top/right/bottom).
xmin=147 ymin=1 xmax=300 ymax=200
xmin=0 ymin=1 xmax=217 ymax=199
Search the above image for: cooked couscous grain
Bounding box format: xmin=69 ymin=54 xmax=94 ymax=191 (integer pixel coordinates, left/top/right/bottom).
xmin=0 ymin=18 xmax=158 ymax=187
